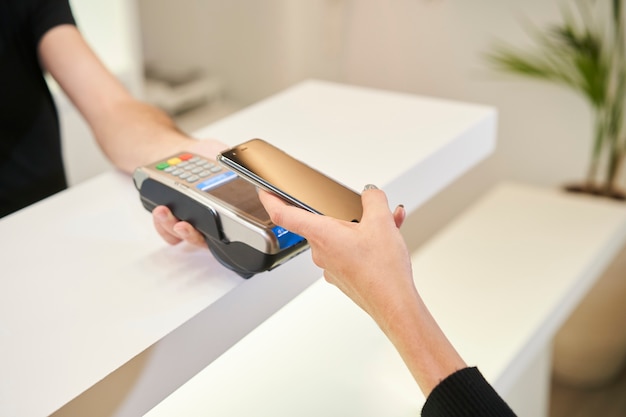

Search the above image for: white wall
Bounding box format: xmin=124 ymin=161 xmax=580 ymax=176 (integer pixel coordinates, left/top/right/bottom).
xmin=103 ymin=0 xmax=624 ymax=246
xmin=138 ymin=0 xmax=347 ymax=105
xmin=338 ymin=0 xmax=594 ymax=186
xmin=70 ymin=0 xmax=144 ymax=96
xmin=137 ymin=0 xmax=205 ymax=76
xmin=334 ymin=0 xmax=614 ymax=249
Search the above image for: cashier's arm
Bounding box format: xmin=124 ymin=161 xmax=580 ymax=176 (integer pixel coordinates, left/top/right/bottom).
xmin=38 ymin=24 xmax=212 ymax=248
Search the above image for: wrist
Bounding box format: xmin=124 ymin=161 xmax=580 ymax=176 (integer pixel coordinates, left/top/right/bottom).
xmin=378 ymin=294 xmax=467 ymax=396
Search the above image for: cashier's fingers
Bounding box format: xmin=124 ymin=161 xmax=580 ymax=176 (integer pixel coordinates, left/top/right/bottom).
xmin=172 ymin=222 xmax=208 ymax=248
xmin=152 ymin=206 xmax=208 ymax=248
xmin=153 ymin=206 xmax=180 ymax=245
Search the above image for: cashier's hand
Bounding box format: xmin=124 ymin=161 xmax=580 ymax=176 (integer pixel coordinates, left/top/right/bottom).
xmin=151 ymin=139 xmax=228 ymax=249
xmin=258 ymin=186 xmax=412 ymax=328
xmin=152 ymin=206 xmax=209 ymax=248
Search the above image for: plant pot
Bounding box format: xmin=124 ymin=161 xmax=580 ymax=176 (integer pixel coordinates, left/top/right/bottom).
xmin=564 ymin=182 xmax=626 ymax=201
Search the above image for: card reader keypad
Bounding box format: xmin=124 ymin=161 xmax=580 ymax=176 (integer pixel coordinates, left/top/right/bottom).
xmin=156 ymin=152 xmax=224 ymax=184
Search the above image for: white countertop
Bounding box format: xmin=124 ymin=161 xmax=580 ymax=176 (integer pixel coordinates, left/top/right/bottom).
xmin=0 ymin=80 xmax=496 ymax=417
xmin=144 ymin=183 xmax=626 ymax=417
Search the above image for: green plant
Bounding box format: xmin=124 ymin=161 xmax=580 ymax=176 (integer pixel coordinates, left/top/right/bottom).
xmin=486 ymin=0 xmax=626 ymax=199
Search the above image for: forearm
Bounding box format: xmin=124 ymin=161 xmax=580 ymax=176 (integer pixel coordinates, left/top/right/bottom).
xmin=260 ymin=189 xmax=514 ymax=414
xmin=87 ymin=97 xmax=222 ymax=173
xmin=391 ymin=304 xmax=516 ymax=416
xmin=39 ymin=25 xmax=226 ymax=173
xmin=375 ymin=292 xmax=467 ymax=397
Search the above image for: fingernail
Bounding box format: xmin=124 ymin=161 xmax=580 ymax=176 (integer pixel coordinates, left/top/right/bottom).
xmin=399 ymin=204 xmax=404 ymax=208
xmin=363 ymin=184 xmax=378 ymax=191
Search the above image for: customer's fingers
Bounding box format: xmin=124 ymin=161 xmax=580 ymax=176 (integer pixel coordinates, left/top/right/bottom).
xmin=361 ymin=186 xmax=406 ymax=229
xmin=258 ymin=190 xmax=327 ymax=239
xmin=360 ymin=187 xmax=396 ymax=226
xmin=393 ymin=205 xmax=406 ymax=228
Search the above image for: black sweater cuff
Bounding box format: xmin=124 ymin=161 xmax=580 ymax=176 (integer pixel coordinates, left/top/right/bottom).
xmin=421 ymin=367 xmax=517 ymax=417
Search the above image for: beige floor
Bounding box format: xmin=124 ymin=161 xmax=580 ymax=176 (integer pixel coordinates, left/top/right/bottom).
xmin=550 ymin=366 xmax=626 ymax=417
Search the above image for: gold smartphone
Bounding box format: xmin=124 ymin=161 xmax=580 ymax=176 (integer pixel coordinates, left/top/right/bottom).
xmin=217 ymin=138 xmax=363 ymax=222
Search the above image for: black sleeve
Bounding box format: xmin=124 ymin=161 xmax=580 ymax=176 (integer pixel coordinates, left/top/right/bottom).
xmin=29 ymin=0 xmax=76 ymax=47
xmin=421 ymin=367 xmax=517 ymax=417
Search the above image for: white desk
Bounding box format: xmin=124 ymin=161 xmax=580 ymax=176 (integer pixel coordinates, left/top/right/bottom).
xmin=144 ymin=183 xmax=626 ymax=417
xmin=0 ymin=80 xmax=495 ymax=417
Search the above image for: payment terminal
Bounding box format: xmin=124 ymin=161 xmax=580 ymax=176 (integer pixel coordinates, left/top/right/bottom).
xmin=133 ymin=152 xmax=308 ymax=278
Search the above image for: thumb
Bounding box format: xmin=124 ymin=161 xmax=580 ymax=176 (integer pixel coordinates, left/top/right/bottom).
xmin=360 ymin=185 xmax=395 ymax=225
xmin=258 ymin=189 xmax=327 ymax=240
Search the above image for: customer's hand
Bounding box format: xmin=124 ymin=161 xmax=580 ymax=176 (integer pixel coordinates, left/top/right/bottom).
xmin=260 ymin=187 xmax=468 ymax=396
xmin=259 ymin=186 xmax=415 ymax=329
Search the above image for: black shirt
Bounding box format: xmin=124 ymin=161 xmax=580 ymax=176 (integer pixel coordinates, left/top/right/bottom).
xmin=0 ymin=0 xmax=75 ymax=218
